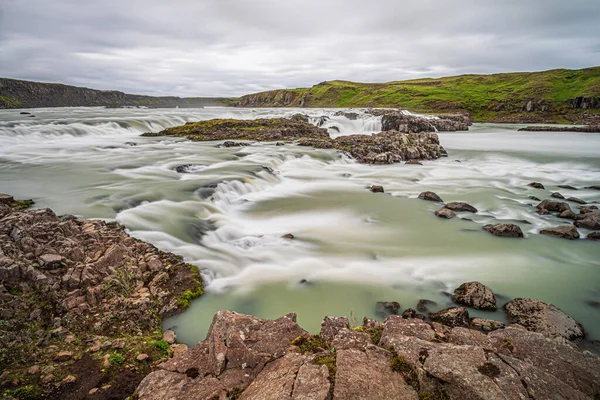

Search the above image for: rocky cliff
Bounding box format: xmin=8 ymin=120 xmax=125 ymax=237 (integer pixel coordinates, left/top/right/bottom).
xmin=0 ymin=78 xmax=234 ymax=109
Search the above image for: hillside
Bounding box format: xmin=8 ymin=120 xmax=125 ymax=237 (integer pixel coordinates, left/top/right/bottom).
xmin=0 ymin=78 xmax=235 ymax=109
xmin=236 ymin=67 xmax=600 ymax=123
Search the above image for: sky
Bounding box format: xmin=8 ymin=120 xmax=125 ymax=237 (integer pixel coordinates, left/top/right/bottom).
xmin=1 ymin=0 xmax=599 ymax=97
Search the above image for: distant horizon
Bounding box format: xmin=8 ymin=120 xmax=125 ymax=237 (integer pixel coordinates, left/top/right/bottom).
xmin=3 ymin=64 xmax=599 ymax=99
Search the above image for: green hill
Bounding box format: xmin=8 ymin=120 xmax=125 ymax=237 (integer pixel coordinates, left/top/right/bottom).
xmin=236 ymin=67 xmax=600 ymax=123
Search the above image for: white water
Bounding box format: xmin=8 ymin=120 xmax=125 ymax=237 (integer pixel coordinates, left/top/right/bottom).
xmin=1 ymin=107 xmax=599 ymax=347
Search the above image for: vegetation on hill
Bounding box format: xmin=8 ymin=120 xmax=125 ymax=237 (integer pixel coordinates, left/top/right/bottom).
xmin=236 ymin=67 xmax=600 ymax=123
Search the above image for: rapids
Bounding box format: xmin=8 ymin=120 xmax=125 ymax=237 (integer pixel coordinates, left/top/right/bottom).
xmin=0 ymin=107 xmax=599 ymax=346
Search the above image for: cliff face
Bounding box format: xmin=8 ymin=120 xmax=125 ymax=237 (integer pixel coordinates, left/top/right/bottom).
xmin=0 ymin=78 xmax=234 ymax=109
xmin=236 ymin=67 xmax=600 ymax=123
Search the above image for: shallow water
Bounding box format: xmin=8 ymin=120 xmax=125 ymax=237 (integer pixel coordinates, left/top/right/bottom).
xmin=1 ymin=107 xmax=599 ymax=346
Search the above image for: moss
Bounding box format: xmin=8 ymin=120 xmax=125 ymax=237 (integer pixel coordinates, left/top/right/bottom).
xmin=390 ymin=354 xmax=420 ymax=391
xmin=176 ymin=285 xmax=204 ymax=310
xmin=229 ymin=386 xmax=244 ymax=400
xmin=3 ymin=384 xmax=42 ymax=400
xmin=419 ymin=389 xmax=449 ymax=400
xmin=500 ymin=338 xmax=514 ymax=352
xmin=351 ymin=325 xmax=384 ymax=345
xmin=0 ymin=95 xmax=22 ymax=108
xmin=108 ymin=353 xmax=125 ymax=366
xmin=153 ymin=339 xmax=170 ymax=357
xmin=477 ymin=362 xmax=501 ymax=378
xmin=313 ymin=354 xmax=337 ymax=382
xmin=291 ymin=335 xmax=328 ymax=354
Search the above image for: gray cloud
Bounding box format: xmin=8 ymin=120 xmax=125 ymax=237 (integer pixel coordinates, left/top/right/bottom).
xmin=1 ymin=0 xmax=599 ymax=97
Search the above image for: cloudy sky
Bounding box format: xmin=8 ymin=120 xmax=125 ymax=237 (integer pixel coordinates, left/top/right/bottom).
xmin=1 ymin=0 xmax=599 ymax=97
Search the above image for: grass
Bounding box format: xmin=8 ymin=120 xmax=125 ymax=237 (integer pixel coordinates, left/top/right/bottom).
xmin=0 ymin=95 xmax=22 ymax=107
xmin=236 ymin=67 xmax=600 ymax=122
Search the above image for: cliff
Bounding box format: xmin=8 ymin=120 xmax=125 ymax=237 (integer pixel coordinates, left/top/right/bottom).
xmin=0 ymin=78 xmax=235 ymax=109
xmin=236 ymin=67 xmax=600 ymax=123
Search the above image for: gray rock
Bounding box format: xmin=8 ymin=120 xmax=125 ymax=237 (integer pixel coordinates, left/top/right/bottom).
xmin=434 ymin=208 xmax=456 ymax=219
xmin=483 ymin=223 xmax=524 ymax=238
xmin=574 ymin=213 xmax=600 ymax=230
xmin=429 ymin=307 xmax=470 ymax=328
xmin=551 ymin=192 xmax=565 ymax=199
xmin=452 ymin=281 xmax=497 ymax=310
xmin=567 ymin=196 xmax=586 ymax=205
xmin=444 ymin=202 xmax=478 ymax=213
xmin=416 ymin=299 xmax=437 ymax=313
xmin=320 ymin=316 xmax=349 ymax=343
xmin=528 ymin=195 xmax=541 ymax=201
xmin=540 ymin=225 xmax=580 ymax=240
xmin=504 ymin=298 xmax=585 ymax=341
xmin=470 ymin=318 xmax=505 ymax=332
xmin=418 ymin=191 xmax=443 ymax=202
xmin=536 ymin=199 xmax=571 ymax=213
xmin=580 ymin=205 xmax=599 ymax=214
xmin=558 ymin=210 xmax=578 ymax=219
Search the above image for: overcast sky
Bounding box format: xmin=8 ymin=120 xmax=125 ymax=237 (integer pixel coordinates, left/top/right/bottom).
xmin=1 ymin=0 xmax=599 ymax=97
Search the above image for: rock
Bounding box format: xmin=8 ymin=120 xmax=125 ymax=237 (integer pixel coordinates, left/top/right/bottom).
xmin=418 ymin=191 xmax=443 ymax=202
xmin=482 ymin=224 xmax=524 ymax=238
xmin=536 ymin=199 xmax=571 ymax=213
xmin=580 ymin=205 xmax=599 ymax=214
xmin=281 ymin=233 xmax=294 ymax=239
xmin=528 ymin=182 xmax=545 ymax=189
xmin=27 ymin=365 xmax=40 ymax=375
xmin=504 ymin=298 xmax=585 ymax=341
xmin=370 ymin=185 xmax=384 ymax=193
xmin=162 ymin=329 xmax=177 ymax=345
xmin=375 ymin=301 xmax=400 ymax=317
xmin=320 ymin=316 xmax=349 ymax=343
xmin=585 ymin=185 xmax=600 ymax=190
xmin=405 ymin=160 xmax=423 ymax=165
xmin=538 ymin=208 xmax=550 ymax=215
xmin=429 ymin=307 xmax=470 ymax=328
xmin=39 ymin=254 xmax=64 ymax=269
xmin=174 ymin=164 xmax=193 ymax=173
xmin=62 ymin=375 xmax=76 ymax=384
xmin=401 ymin=308 xmax=417 ymax=319
xmin=551 ymin=192 xmax=565 ymax=199
xmin=470 ymin=318 xmax=505 ymax=332
xmin=540 ymin=225 xmax=580 ymax=240
xmin=434 ymin=208 xmax=456 ymax=219
xmin=381 ymin=315 xmax=435 ymax=341
xmin=54 ymin=351 xmax=73 ymax=361
xmin=170 ymin=343 xmax=189 ymax=358
xmin=528 ymin=195 xmax=541 ymax=201
xmin=587 ymin=232 xmax=600 ymax=240
xmin=451 ymin=281 xmax=497 ymax=311
xmin=558 ymin=185 xmax=578 ymax=190
xmin=444 ymin=202 xmax=477 ymax=213
xmin=88 ymin=388 xmax=99 ymax=395
xmin=136 ymin=353 xmax=149 ymax=362
xmin=567 ymin=197 xmax=586 ymax=204
xmin=574 ymin=213 xmax=600 ymax=230
xmin=558 ymin=210 xmax=578 ymax=219
xmin=416 ymin=299 xmax=437 ymax=313
xmin=41 ymin=374 xmax=55 ymax=384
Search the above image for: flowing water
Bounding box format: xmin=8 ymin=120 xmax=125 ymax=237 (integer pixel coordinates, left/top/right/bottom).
xmin=1 ymin=107 xmax=599 ymax=347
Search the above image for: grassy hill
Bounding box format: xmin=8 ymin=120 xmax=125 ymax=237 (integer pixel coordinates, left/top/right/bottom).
xmin=237 ymin=67 xmax=600 ymax=123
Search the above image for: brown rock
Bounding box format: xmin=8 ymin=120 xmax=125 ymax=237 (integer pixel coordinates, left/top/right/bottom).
xmin=540 ymin=225 xmax=580 ymax=240
xmin=320 ymin=316 xmax=349 ymax=343
xmin=380 ymin=315 xmax=435 ymax=342
xmin=574 ymin=213 xmax=600 ymax=230
xmin=170 ymin=343 xmax=189 ymax=358
xmin=452 ymin=281 xmax=497 ymax=310
xmin=429 ymin=307 xmax=470 ymax=328
xmin=567 ymin=197 xmax=586 ymax=205
xmin=54 ymin=351 xmax=73 ymax=362
xmin=370 ymin=185 xmax=384 ymax=193
xmin=483 ymin=223 xmax=524 ymax=238
xmin=136 ymin=370 xmax=227 ymax=400
xmin=470 ymin=318 xmax=505 ymax=332
xmin=39 ymin=254 xmax=64 ymax=269
xmin=558 ymin=210 xmax=578 ymax=219
xmin=551 ymin=192 xmax=565 ymax=199
xmin=418 ymin=191 xmax=443 ymax=202
xmin=291 ymin=359 xmax=331 ymax=399
xmin=41 ymin=374 xmax=55 ymax=384
xmin=536 ymin=199 xmax=571 ymax=213
xmin=434 ymin=208 xmax=456 ymax=219
xmin=27 ymin=365 xmax=40 ymax=375
xmin=528 ymin=182 xmax=545 ymax=189
xmin=62 ymin=375 xmax=76 ymax=384
xmin=281 ymin=233 xmax=294 ymax=239
xmin=444 ymin=202 xmax=477 ymax=213
xmin=587 ymin=231 xmax=600 ymax=240
xmin=162 ymin=329 xmax=177 ymax=345
xmin=136 ymin=353 xmax=149 ymax=362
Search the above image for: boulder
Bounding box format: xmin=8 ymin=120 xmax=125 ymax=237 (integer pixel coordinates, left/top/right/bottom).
xmin=429 ymin=307 xmax=470 ymax=328
xmin=574 ymin=213 xmax=600 ymax=230
xmin=375 ymin=301 xmax=400 ymax=317
xmin=162 ymin=329 xmax=177 ymax=344
xmin=370 ymin=185 xmax=384 ymax=193
xmin=528 ymin=182 xmax=545 ymax=189
xmin=587 ymin=232 xmax=600 ymax=240
xmin=416 ymin=299 xmax=437 ymax=313
xmin=558 ymin=210 xmax=578 ymax=220
xmin=584 ymin=185 xmax=600 ymax=190
xmin=320 ymin=316 xmax=349 ymax=343
xmin=536 ymin=200 xmax=571 ymax=213
xmin=503 ymin=298 xmax=584 ymax=341
xmin=452 ymin=281 xmax=497 ymax=311
xmin=418 ymin=191 xmax=443 ymax=202
xmin=434 ymin=208 xmax=455 ymax=219
xmin=444 ymin=202 xmax=477 ymax=213
xmin=482 ymin=224 xmax=524 ymax=238
xmin=580 ymin=205 xmax=599 ymax=214
xmin=39 ymin=254 xmax=64 ymax=269
xmin=551 ymin=192 xmax=565 ymax=199
xmin=540 ymin=225 xmax=580 ymax=240
xmin=567 ymin=197 xmax=586 ymax=205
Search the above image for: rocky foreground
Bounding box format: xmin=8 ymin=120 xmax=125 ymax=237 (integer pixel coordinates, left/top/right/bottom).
xmin=141 ymin=111 xmax=471 ymax=164
xmin=0 ymin=195 xmax=204 ymax=399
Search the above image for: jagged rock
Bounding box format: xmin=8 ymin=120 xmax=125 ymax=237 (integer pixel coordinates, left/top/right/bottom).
xmin=320 ymin=316 xmax=349 ymax=343
xmin=536 ymin=199 xmax=571 ymax=213
xmin=528 ymin=182 xmax=545 ymax=189
xmin=574 ymin=213 xmax=600 ymax=230
xmin=429 ymin=307 xmax=470 ymax=328
xmin=540 ymin=225 xmax=580 ymax=240
xmin=551 ymin=192 xmax=565 ymax=199
xmin=370 ymin=185 xmax=384 ymax=193
xmin=418 ymin=191 xmax=443 ymax=202
xmin=587 ymin=232 xmax=600 ymax=240
xmin=567 ymin=197 xmax=586 ymax=204
xmin=434 ymin=208 xmax=455 ymax=219
xmin=416 ymin=299 xmax=437 ymax=313
xmin=375 ymin=301 xmax=400 ymax=317
xmin=482 ymin=223 xmax=524 ymax=238
xmin=444 ymin=202 xmax=477 ymax=213
xmin=381 ymin=315 xmax=435 ymax=341
xmin=39 ymin=253 xmax=64 ymax=269
xmin=504 ymin=298 xmax=584 ymax=341
xmin=452 ymin=281 xmax=497 ymax=310
xmin=470 ymin=318 xmax=505 ymax=332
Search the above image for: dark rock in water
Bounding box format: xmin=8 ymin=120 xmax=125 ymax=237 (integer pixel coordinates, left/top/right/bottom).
xmin=328 ymin=125 xmax=340 ymax=133
xmin=444 ymin=202 xmax=478 ymax=213
xmin=340 ymin=173 xmax=352 ymax=178
xmin=528 ymin=182 xmax=545 ymax=189
xmin=483 ymin=223 xmax=524 ymax=238
xmin=470 ymin=317 xmax=505 ymax=332
xmin=580 ymin=205 xmax=599 ymax=214
xmin=28 ymin=115 xmax=36 ymax=117
xmin=435 ymin=208 xmax=456 ymax=219
xmin=558 ymin=210 xmax=578 ymax=220
xmin=333 ymin=111 xmax=359 ymax=120
xmin=455 ymin=160 xmax=462 ymax=163
xmin=219 ymin=140 xmax=251 ymax=148
xmin=405 ymin=160 xmax=423 ymax=165
xmin=316 ymin=115 xmax=330 ymax=127
xmin=504 ymin=298 xmax=584 ymax=341
xmin=418 ymin=191 xmax=443 ymax=202
xmin=587 ymin=232 xmax=600 ymax=240
xmin=20 ymin=111 xmax=31 ymax=115
xmin=538 ymin=208 xmax=550 ymax=215
xmin=575 ymin=213 xmax=600 ymax=230
xmin=536 ymin=199 xmax=571 ymax=213
xmin=551 ymin=192 xmax=565 ymax=199
xmin=585 ymin=185 xmax=600 ymax=190
xmin=528 ymin=195 xmax=541 ymax=201
xmin=375 ymin=301 xmax=400 ymax=317
xmin=281 ymin=233 xmax=294 ymax=240
xmin=567 ymin=196 xmax=586 ymax=204
xmin=370 ymin=185 xmax=384 ymax=193
xmin=452 ymin=281 xmax=497 ymax=311
xmin=519 ymin=125 xmax=600 ymax=132
xmin=298 ymin=279 xmax=311 ymax=285
xmin=429 ymin=307 xmax=470 ymax=328
xmin=290 ymin=113 xmax=309 ymax=123
xmin=416 ymin=299 xmax=437 ymax=313
xmin=275 ymin=141 xmax=285 ymax=146
xmin=125 ymin=142 xmax=137 ymax=146
xmin=261 ymin=166 xmax=276 ymax=175
xmin=175 ymin=164 xmax=193 ymax=173
xmin=401 ymin=308 xmax=417 ymax=319
xmin=558 ymin=185 xmax=578 ymax=190
xmin=540 ymin=225 xmax=580 ymax=240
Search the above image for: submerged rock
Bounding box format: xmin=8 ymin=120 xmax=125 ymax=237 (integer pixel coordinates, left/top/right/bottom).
xmin=536 ymin=199 xmax=571 ymax=213
xmin=567 ymin=196 xmax=586 ymax=205
xmin=429 ymin=307 xmax=470 ymax=328
xmin=370 ymin=185 xmax=384 ymax=193
xmin=375 ymin=301 xmax=401 ymax=317
xmin=528 ymin=195 xmax=541 ymax=201
xmin=558 ymin=210 xmax=578 ymax=220
xmin=540 ymin=225 xmax=580 ymax=240
xmin=504 ymin=298 xmax=585 ymax=341
xmin=435 ymin=208 xmax=456 ymax=219
xmin=452 ymin=281 xmax=497 ymax=311
xmin=444 ymin=202 xmax=478 ymax=213
xmin=418 ymin=191 xmax=443 ymax=202
xmin=528 ymin=182 xmax=545 ymax=189
xmin=584 ymin=185 xmax=600 ymax=190
xmin=416 ymin=299 xmax=437 ymax=313
xmin=482 ymin=223 xmax=524 ymax=238
xmin=558 ymin=185 xmax=578 ymax=190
